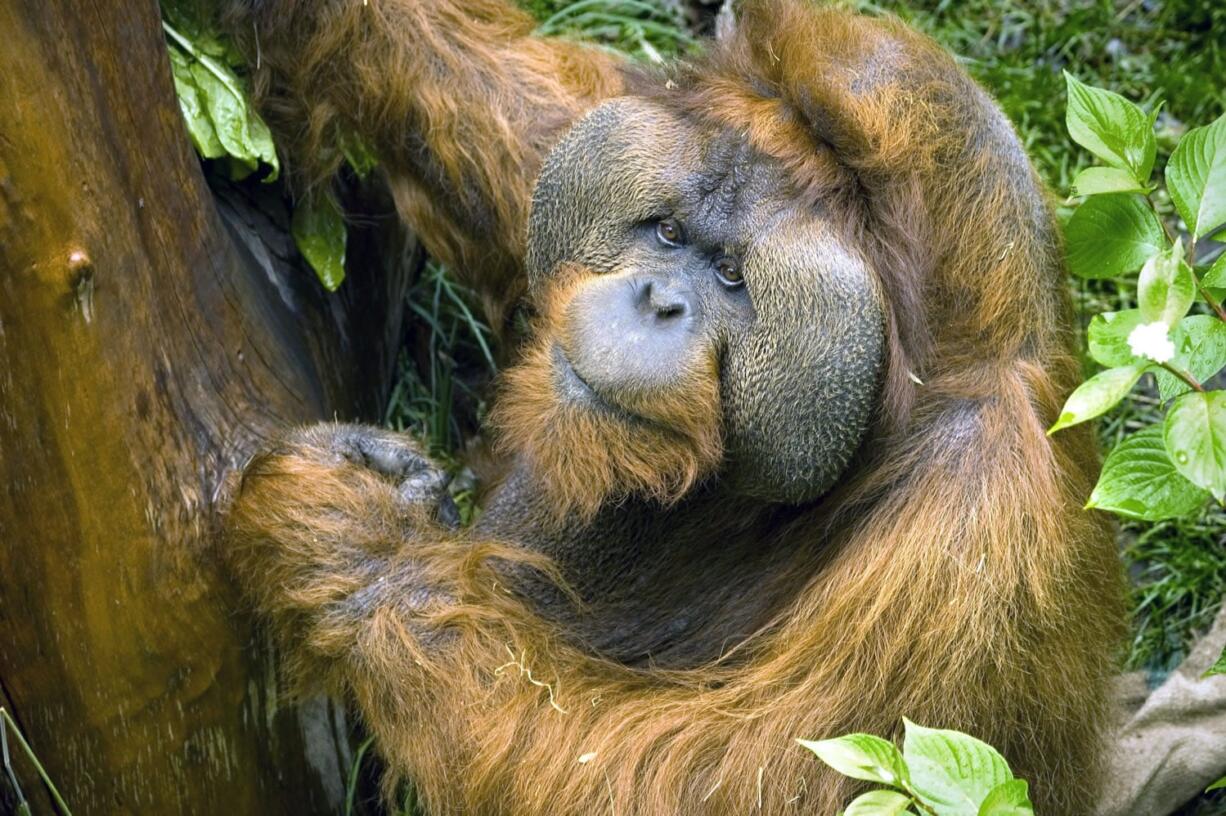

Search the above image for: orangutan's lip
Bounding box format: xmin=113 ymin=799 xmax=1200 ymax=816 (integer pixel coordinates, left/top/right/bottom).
xmin=551 ymin=343 xmax=622 ymax=416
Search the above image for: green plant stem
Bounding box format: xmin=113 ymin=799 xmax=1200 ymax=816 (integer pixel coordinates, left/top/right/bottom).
xmin=1 ymin=708 xmax=73 ymax=815
xmin=904 ymin=791 xmax=940 ymax=816
xmin=344 ymin=735 xmax=376 ymax=816
xmin=1198 ymin=281 xmax=1226 ymax=322
xmin=1159 ymin=361 xmax=1206 ymax=392
xmin=162 ymin=21 xmax=244 ymax=98
xmin=1167 ymin=207 xmax=1226 ymax=323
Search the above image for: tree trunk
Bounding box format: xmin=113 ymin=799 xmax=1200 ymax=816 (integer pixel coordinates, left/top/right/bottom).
xmin=0 ymin=1 xmax=412 ymax=812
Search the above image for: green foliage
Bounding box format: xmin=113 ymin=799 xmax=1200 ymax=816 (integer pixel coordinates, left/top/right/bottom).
xmin=385 ymin=262 xmax=496 ymax=521
xmin=797 ymin=733 xmax=906 ymax=787
xmin=843 ymin=790 xmax=914 ymax=816
xmin=1164 ymin=391 xmax=1226 ymax=502
xmin=1048 ymin=363 xmax=1147 ymax=434
xmin=1206 ymin=649 xmax=1226 ymax=679
xmin=1204 ymin=253 xmax=1226 ymax=288
xmin=1064 ymin=72 xmax=1157 ymax=186
xmin=1154 ymin=316 xmax=1226 ymax=401
xmin=290 ymin=193 xmax=347 ymax=291
xmin=1088 ymin=427 xmax=1207 ymax=521
xmin=523 ymin=0 xmax=692 ymax=61
xmin=1087 ymin=309 xmax=1146 ymax=366
xmin=160 ymin=1 xmax=374 ymax=290
xmin=866 ymin=0 xmax=1226 ymax=193
xmin=1065 ymin=193 xmax=1166 ymax=280
xmin=1137 ymin=241 xmax=1195 ymax=326
xmin=162 ymin=20 xmax=278 ymax=182
xmin=802 ymin=721 xmax=1033 ymax=816
xmin=1124 ymin=506 xmax=1226 ymax=672
xmin=1050 ymin=77 xmax=1226 ymax=521
xmin=1166 ymin=114 xmax=1226 ymax=240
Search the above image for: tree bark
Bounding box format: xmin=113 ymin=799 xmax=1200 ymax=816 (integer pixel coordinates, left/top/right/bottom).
xmin=0 ymin=1 xmax=412 ymax=812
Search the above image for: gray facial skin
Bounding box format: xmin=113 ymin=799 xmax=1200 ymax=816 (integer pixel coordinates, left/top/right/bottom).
xmin=526 ymin=97 xmax=885 ymax=504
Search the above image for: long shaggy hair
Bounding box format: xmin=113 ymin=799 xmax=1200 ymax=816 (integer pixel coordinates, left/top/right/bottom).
xmin=489 ymin=268 xmax=723 ymax=522
xmin=221 ymin=1 xmax=1127 ymax=813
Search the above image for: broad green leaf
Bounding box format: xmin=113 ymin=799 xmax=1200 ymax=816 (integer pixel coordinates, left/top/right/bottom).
xmin=165 ymin=21 xmax=279 ymax=181
xmin=182 ymin=54 xmax=246 ymax=156
xmin=1064 ymin=73 xmax=1156 ymax=183
xmin=1137 ymin=241 xmax=1195 ymax=326
xmin=903 ymin=721 xmax=1013 ymax=816
xmin=1048 ymin=364 xmax=1147 ymax=433
xmin=167 ymin=47 xmax=225 ymax=159
xmin=1165 ymin=113 xmax=1226 ymax=239
xmin=1087 ymin=309 xmax=1144 ymax=367
xmin=1072 ymin=166 xmax=1146 ymax=196
xmin=843 ymin=790 xmax=913 ymax=816
xmin=1205 ymin=645 xmax=1226 ymax=679
xmin=1203 ymin=253 xmax=1226 ymax=288
xmin=1064 ymin=194 xmax=1166 ymax=279
xmin=1209 ymin=774 xmax=1226 ymax=792
xmin=292 ymin=193 xmax=348 ymax=291
xmin=1164 ymin=391 xmax=1226 ymax=501
xmin=189 ymin=59 xmax=279 ymax=180
xmin=244 ymin=109 xmax=279 ymax=182
xmin=1154 ymin=316 xmax=1226 ymax=401
xmin=1087 ymin=427 xmax=1209 ymax=520
xmin=978 ymin=780 xmax=1034 ymax=816
xmin=798 ymin=735 xmax=906 ymax=786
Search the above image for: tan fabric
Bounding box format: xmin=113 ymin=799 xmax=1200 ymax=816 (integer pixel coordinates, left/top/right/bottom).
xmin=1097 ymin=604 xmax=1226 ymax=816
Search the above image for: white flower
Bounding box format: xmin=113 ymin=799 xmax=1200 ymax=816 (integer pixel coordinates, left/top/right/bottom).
xmin=1127 ymin=321 xmax=1175 ymax=363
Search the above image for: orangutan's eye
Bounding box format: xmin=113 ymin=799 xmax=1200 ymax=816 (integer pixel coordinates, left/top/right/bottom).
xmin=714 ymin=255 xmax=743 ymax=287
xmin=655 ymin=218 xmax=685 ymax=247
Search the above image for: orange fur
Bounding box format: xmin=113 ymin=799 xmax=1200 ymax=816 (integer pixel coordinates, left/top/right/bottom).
xmin=489 ymin=268 xmax=723 ymax=522
xmin=222 ymin=1 xmax=1126 ymax=813
xmin=227 ymin=0 xmax=624 ymax=328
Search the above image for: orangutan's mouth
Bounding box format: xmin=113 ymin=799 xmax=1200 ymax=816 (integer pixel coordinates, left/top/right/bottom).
xmin=551 ymin=343 xmax=627 ymax=418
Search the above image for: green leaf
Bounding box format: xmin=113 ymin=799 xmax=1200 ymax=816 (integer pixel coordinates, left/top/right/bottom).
xmin=244 ymin=108 xmax=279 ymax=182
xmin=1087 ymin=309 xmax=1144 ymax=367
xmin=1064 ymin=194 xmax=1166 ymax=279
xmin=164 ymin=21 xmax=279 ymax=181
xmin=340 ymin=129 xmax=379 ymax=179
xmin=292 ymin=193 xmax=348 ymax=291
xmin=1164 ymin=391 xmax=1226 ymax=501
xmin=843 ymin=790 xmax=914 ymax=816
xmin=188 ymin=59 xmax=277 ymax=179
xmin=1087 ymin=427 xmax=1209 ymax=520
xmin=1064 ymin=72 xmax=1156 ymax=183
xmin=1154 ymin=316 xmax=1226 ymax=401
xmin=1137 ymin=241 xmax=1195 ymax=326
xmin=1209 ymin=774 xmax=1226 ymax=792
xmin=1205 ymin=645 xmax=1226 ymax=679
xmin=798 ymin=735 xmax=906 ymax=787
xmin=161 ymin=0 xmax=244 ymax=66
xmin=167 ymin=46 xmax=225 ymax=159
xmin=902 ymin=721 xmax=1013 ymax=816
xmin=1048 ymin=364 xmax=1147 ymax=433
xmin=1165 ymin=112 xmax=1226 ymax=239
xmin=1203 ymin=253 xmax=1226 ymax=289
xmin=978 ymin=780 xmax=1034 ymax=816
xmin=1072 ymin=166 xmax=1147 ymax=196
